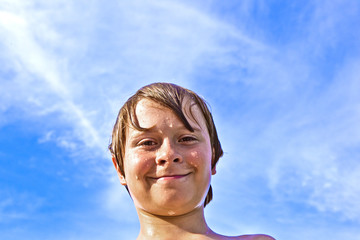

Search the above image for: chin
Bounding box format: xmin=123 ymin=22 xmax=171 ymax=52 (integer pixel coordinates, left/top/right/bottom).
xmin=147 ymin=197 xmax=206 ymax=216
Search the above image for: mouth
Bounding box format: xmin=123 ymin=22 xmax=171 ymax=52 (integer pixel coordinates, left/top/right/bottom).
xmin=149 ymin=172 xmax=191 ymax=181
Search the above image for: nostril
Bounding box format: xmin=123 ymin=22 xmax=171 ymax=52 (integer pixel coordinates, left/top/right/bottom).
xmin=159 ymin=160 xmax=167 ymax=165
xmin=173 ymin=158 xmax=180 ymax=163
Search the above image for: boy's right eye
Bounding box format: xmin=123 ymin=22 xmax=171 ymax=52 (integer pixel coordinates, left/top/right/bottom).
xmin=138 ymin=140 xmax=156 ymax=146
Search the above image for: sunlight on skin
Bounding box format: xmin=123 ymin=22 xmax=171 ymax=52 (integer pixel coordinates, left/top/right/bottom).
xmin=112 ymin=97 xmax=275 ymax=240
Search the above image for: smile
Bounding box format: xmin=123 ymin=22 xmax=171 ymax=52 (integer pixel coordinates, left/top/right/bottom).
xmin=150 ymin=173 xmax=191 ymax=181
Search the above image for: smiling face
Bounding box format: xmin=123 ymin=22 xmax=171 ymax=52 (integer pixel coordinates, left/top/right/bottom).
xmin=119 ymin=98 xmax=214 ymax=216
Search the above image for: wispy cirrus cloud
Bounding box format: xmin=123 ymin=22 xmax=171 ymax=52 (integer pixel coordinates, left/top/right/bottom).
xmin=0 ymin=1 xmax=104 ymax=159
xmin=0 ymin=0 xmax=270 ymax=165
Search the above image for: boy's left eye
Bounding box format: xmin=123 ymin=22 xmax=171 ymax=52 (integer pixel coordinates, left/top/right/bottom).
xmin=179 ymin=136 xmax=197 ymax=142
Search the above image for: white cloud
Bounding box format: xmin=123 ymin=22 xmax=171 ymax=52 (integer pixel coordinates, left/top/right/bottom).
xmin=0 ymin=1 xmax=103 ymax=158
xmin=0 ymin=1 xmax=271 ymax=232
xmin=220 ymin=56 xmax=360 ymax=223
xmin=0 ymin=0 xmax=268 ymax=166
xmin=99 ymin=175 xmax=138 ymax=222
xmin=0 ymin=190 xmax=44 ymax=223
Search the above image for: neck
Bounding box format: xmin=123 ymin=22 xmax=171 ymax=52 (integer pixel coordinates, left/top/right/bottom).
xmin=136 ymin=206 xmax=214 ymax=240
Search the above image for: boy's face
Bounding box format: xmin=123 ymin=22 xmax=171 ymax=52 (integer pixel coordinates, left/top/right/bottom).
xmin=117 ymin=98 xmax=215 ymax=216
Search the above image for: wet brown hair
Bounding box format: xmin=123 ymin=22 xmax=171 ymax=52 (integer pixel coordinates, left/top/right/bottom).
xmin=109 ymin=82 xmax=223 ymax=207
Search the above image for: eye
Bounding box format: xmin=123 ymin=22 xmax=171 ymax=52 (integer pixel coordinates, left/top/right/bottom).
xmin=138 ymin=139 xmax=157 ymax=146
xmin=179 ymin=136 xmax=197 ymax=143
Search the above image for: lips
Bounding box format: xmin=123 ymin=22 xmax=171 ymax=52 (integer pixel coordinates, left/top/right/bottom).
xmin=149 ymin=172 xmax=191 ymax=181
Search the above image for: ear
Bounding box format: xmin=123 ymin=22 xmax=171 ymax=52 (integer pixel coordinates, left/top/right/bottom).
xmin=119 ymin=174 xmax=127 ymax=186
xmin=112 ymin=155 xmax=127 ymax=186
xmin=211 ymin=148 xmax=216 ymax=175
xmin=211 ymin=165 xmax=217 ymax=175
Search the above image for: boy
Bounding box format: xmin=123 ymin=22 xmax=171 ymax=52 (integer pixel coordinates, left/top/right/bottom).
xmin=109 ymin=82 xmax=275 ymax=240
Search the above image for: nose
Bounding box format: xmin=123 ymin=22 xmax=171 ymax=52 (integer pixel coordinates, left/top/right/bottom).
xmin=155 ymin=138 xmax=182 ymax=166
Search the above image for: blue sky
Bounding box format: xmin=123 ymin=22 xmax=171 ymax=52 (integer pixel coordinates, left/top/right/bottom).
xmin=1 ymin=0 xmax=360 ymax=239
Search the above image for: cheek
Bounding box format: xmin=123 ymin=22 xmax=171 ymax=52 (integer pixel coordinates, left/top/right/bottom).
xmin=188 ymin=150 xmax=212 ymax=169
xmin=124 ymin=151 xmax=154 ymax=177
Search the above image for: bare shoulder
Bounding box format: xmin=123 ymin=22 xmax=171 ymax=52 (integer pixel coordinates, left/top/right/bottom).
xmin=250 ymin=234 xmax=275 ymax=240
xmin=210 ymin=231 xmax=275 ymax=240
xmin=231 ymin=234 xmax=276 ymax=240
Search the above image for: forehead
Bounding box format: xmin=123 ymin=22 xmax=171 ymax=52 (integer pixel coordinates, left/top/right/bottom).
xmin=134 ymin=98 xmax=206 ymax=130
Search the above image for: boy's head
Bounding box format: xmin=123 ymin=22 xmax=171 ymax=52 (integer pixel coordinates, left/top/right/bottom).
xmin=109 ymin=82 xmax=223 ymax=206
